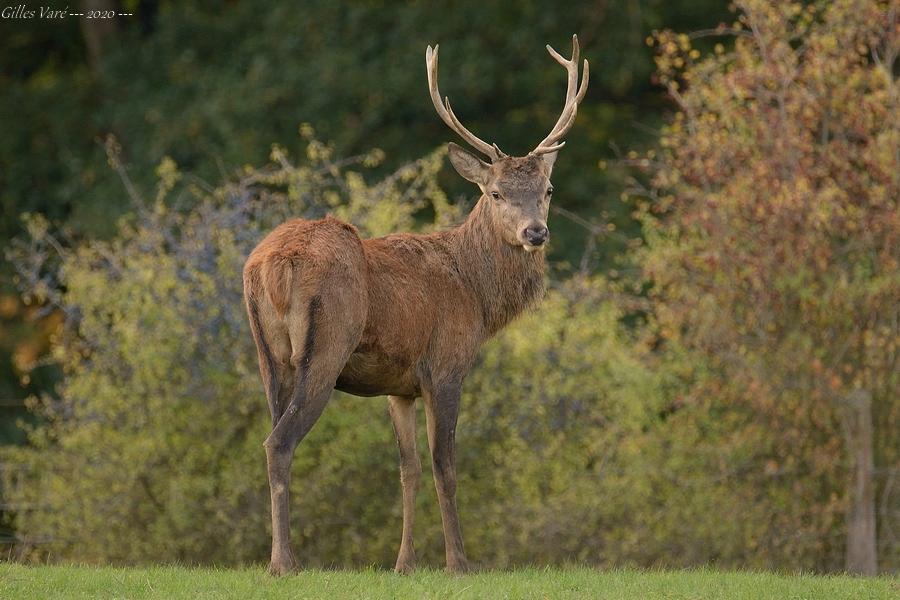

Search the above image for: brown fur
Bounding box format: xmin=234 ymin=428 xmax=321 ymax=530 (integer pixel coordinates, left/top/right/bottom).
xmin=244 ymin=154 xmax=554 ymax=574
xmin=244 ymin=155 xmax=553 ymax=402
xmin=244 ymin=38 xmax=587 ymax=575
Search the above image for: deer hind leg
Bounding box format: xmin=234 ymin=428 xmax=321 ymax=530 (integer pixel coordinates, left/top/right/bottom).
xmin=264 ymin=291 xmax=366 ymax=576
xmin=389 ymin=395 xmax=421 ymax=574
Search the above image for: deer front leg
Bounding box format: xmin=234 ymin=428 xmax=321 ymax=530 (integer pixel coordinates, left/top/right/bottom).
xmin=423 ymin=382 xmax=469 ymax=573
xmin=388 ymin=395 xmax=421 ymax=573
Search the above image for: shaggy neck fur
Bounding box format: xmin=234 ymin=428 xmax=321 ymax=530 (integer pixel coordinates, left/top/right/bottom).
xmin=448 ymin=196 xmax=545 ymax=337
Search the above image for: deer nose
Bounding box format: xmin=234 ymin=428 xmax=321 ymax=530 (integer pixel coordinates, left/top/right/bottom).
xmin=524 ymin=225 xmax=549 ymax=246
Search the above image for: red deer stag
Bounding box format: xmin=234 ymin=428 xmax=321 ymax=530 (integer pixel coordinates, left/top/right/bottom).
xmin=243 ymin=36 xmax=588 ymax=575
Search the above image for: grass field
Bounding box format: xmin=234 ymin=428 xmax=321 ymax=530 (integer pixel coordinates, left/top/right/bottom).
xmin=0 ymin=564 xmax=896 ymax=599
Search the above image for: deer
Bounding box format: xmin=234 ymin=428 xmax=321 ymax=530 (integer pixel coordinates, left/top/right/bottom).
xmin=243 ymin=35 xmax=588 ymax=576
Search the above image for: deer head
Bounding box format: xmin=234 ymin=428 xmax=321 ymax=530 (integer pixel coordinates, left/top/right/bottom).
xmin=426 ymin=35 xmax=589 ymax=252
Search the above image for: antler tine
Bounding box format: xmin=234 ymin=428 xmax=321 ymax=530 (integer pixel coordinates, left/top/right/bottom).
xmin=532 ymin=34 xmax=590 ymax=155
xmin=426 ymin=44 xmax=502 ymax=161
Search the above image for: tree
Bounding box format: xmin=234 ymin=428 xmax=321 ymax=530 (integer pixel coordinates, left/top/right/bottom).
xmin=641 ymin=0 xmax=899 ymax=574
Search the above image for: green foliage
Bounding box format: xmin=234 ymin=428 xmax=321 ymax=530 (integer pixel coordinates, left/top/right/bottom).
xmin=457 ymin=277 xmax=664 ymax=566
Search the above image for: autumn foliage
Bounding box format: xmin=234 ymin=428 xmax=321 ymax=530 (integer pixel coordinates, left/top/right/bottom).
xmin=641 ymin=0 xmax=899 ymax=571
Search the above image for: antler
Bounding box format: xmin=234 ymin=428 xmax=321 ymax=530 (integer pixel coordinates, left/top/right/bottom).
xmin=532 ymin=35 xmax=590 ymax=155
xmin=426 ymin=44 xmax=505 ymax=161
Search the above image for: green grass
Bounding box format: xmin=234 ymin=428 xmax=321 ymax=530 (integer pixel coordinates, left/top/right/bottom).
xmin=0 ymin=564 xmax=895 ymax=599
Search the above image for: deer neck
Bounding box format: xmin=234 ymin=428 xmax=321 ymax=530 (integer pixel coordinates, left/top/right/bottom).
xmin=451 ymin=196 xmax=546 ymax=337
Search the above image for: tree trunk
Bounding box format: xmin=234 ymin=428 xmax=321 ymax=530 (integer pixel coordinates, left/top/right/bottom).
xmin=79 ymin=0 xmax=119 ymax=76
xmin=844 ymin=389 xmax=877 ymax=575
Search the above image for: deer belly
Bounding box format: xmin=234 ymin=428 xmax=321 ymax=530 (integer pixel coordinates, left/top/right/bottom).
xmin=335 ymin=348 xmax=419 ymax=397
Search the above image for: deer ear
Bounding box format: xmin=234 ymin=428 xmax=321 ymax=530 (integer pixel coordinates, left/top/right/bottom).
xmin=540 ymin=151 xmax=558 ymax=175
xmin=447 ymin=143 xmax=490 ymax=185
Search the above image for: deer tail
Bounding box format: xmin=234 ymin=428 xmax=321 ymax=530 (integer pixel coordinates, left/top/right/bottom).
xmin=262 ymin=256 xmax=294 ymax=318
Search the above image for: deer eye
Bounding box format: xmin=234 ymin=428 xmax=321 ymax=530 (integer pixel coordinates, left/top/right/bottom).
xmin=491 ymin=191 xmax=501 ymax=200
